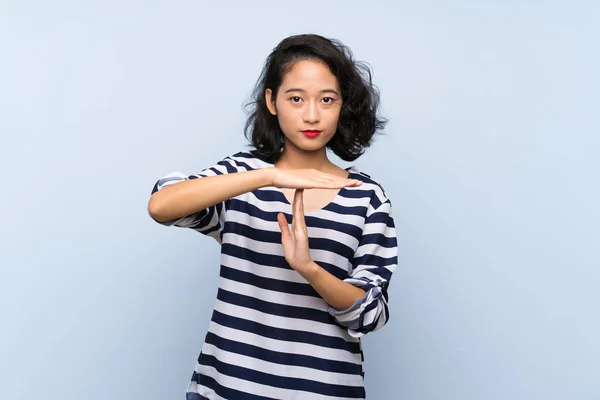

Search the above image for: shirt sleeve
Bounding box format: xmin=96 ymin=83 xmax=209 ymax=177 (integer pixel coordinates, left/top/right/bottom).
xmin=328 ymin=198 xmax=398 ymax=338
xmin=149 ymin=153 xmax=244 ymax=242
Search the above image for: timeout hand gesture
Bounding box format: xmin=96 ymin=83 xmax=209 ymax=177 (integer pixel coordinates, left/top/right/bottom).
xmin=274 ymin=168 xmax=361 ymax=275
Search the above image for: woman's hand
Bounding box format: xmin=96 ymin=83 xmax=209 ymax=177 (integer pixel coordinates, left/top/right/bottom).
xmin=277 ymin=189 xmax=315 ymax=275
xmin=271 ymin=168 xmax=361 ymax=190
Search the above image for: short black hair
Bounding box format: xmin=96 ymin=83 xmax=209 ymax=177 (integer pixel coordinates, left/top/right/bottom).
xmin=243 ymin=34 xmax=388 ymax=163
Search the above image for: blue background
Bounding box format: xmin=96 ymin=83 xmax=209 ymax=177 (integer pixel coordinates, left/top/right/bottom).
xmin=1 ymin=1 xmax=598 ymax=399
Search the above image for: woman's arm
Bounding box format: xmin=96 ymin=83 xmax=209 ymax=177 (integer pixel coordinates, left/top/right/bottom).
xmin=278 ymin=188 xmax=397 ymax=338
xmin=278 ymin=189 xmax=366 ymax=310
xmin=299 ymin=262 xmax=367 ymax=311
xmin=148 ymin=168 xmax=275 ymax=223
xmin=149 ymin=165 xmax=361 ymax=224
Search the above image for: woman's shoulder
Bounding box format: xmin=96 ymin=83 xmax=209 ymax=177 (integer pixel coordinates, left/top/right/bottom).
xmin=346 ymin=165 xmax=392 ymax=209
xmin=224 ymin=148 xmax=273 ymax=171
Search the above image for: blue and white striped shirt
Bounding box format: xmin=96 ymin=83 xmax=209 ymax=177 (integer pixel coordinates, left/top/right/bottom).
xmin=151 ymin=150 xmax=398 ymax=399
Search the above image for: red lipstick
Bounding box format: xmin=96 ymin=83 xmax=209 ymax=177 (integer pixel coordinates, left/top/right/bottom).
xmin=302 ymin=130 xmax=321 ymax=138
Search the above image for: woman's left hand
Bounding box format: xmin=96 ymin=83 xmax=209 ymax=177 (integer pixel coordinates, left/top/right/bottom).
xmin=277 ymin=189 xmax=314 ymax=275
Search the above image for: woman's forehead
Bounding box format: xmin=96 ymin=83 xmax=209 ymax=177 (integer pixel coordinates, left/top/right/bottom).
xmin=281 ymin=60 xmax=339 ymax=91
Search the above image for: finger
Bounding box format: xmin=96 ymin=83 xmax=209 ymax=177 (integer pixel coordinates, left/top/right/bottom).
xmin=342 ymin=178 xmax=361 ymax=186
xmin=314 ymin=174 xmax=350 ymax=184
xmin=313 ymin=170 xmax=355 ymax=181
xmin=339 ymin=179 xmax=361 ymax=187
xmin=311 ymin=172 xmax=361 ymax=186
xmin=313 ymin=179 xmax=361 ymax=189
xmin=303 ymin=175 xmax=350 ymax=186
xmin=294 ymin=189 xmax=306 ymax=233
xmin=277 ymin=212 xmax=290 ymax=241
xmin=291 ymin=189 xmax=300 ymax=232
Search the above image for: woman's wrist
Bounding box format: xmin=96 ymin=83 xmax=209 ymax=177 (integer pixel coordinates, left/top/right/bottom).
xmin=258 ymin=167 xmax=276 ymax=187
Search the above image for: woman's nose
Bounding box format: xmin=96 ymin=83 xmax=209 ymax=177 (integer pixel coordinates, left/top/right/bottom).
xmin=303 ymin=102 xmax=320 ymax=123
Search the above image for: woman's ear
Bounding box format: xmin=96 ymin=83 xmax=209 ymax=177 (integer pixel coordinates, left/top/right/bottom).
xmin=265 ymin=88 xmax=277 ymax=116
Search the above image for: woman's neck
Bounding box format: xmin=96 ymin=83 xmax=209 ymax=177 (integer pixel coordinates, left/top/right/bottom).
xmin=274 ymin=142 xmax=334 ymax=172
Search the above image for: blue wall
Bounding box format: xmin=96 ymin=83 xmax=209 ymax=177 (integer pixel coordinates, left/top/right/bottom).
xmin=1 ymin=1 xmax=598 ymax=399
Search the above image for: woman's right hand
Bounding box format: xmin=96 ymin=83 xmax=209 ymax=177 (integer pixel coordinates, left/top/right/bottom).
xmin=270 ymin=168 xmax=362 ymax=189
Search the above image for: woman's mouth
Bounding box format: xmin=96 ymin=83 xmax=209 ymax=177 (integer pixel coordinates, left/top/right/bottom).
xmin=302 ymin=130 xmax=321 ymax=138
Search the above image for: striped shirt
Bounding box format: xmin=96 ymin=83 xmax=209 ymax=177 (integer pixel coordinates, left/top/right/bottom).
xmin=150 ymin=150 xmax=398 ymax=399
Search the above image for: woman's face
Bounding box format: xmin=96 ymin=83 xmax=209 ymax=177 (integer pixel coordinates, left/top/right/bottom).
xmin=265 ymin=59 xmax=342 ymax=152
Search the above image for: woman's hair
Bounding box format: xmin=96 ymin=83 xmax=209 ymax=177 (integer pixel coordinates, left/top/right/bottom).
xmin=243 ymin=34 xmax=387 ymax=163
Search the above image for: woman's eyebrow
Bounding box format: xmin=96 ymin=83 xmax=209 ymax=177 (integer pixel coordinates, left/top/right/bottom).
xmin=284 ymin=88 xmax=339 ymax=95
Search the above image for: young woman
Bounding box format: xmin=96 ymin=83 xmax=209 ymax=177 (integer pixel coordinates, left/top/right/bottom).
xmin=148 ymin=33 xmax=398 ymax=400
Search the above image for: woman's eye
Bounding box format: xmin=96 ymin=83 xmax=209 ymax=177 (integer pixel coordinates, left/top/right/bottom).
xmin=291 ymin=96 xmax=302 ymax=103
xmin=322 ymin=97 xmax=335 ymax=104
